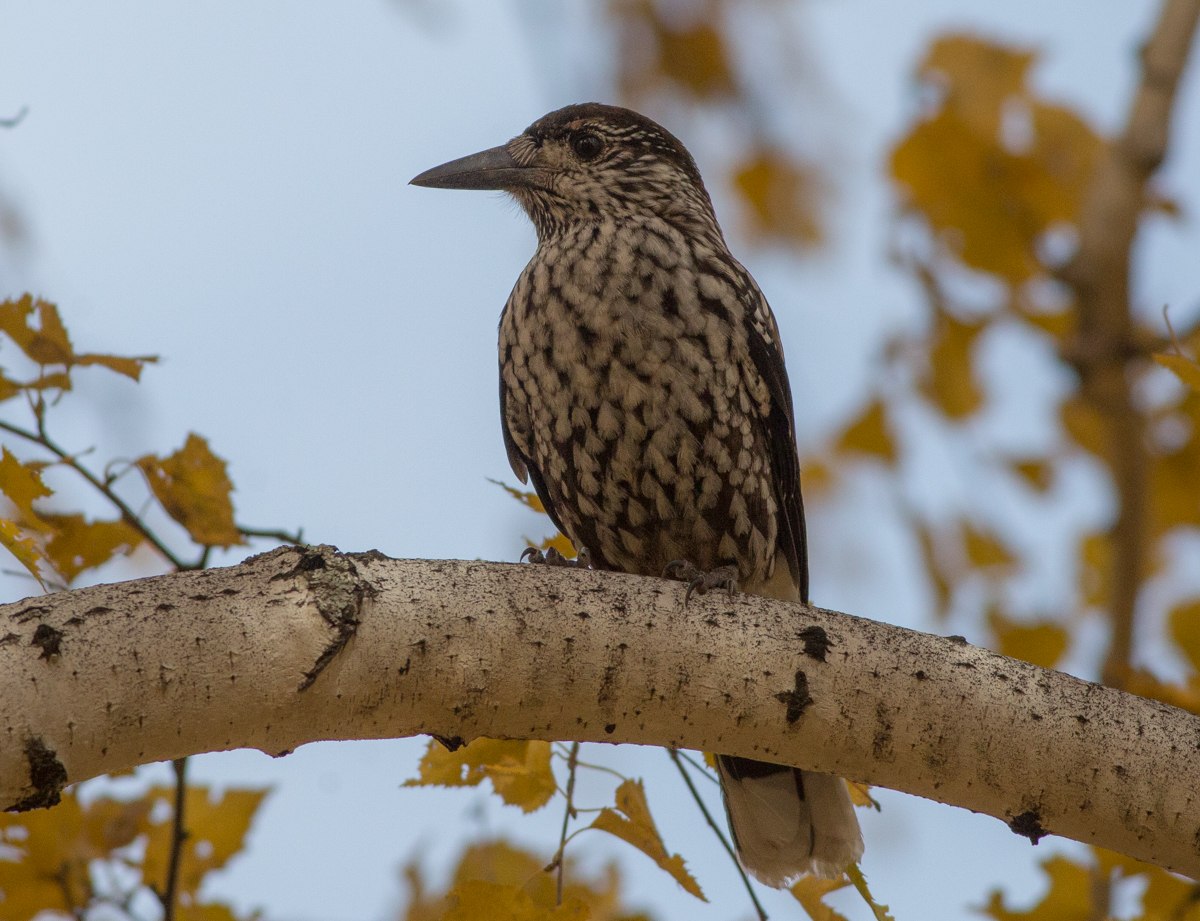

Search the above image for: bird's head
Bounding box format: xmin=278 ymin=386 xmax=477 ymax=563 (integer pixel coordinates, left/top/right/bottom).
xmin=411 ymin=103 xmax=719 ymax=239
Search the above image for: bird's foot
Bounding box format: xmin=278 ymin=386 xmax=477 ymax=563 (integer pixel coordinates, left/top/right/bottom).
xmin=663 ymin=560 xmax=739 ymax=605
xmin=521 ymin=545 xmax=592 ymax=568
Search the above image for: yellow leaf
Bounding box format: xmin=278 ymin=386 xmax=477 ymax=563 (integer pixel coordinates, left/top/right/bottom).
xmin=1010 ymin=458 xmax=1054 ymax=492
xmin=0 ymin=518 xmax=47 ymax=585
xmin=444 ymin=880 xmax=590 ymax=921
xmin=962 ymin=522 xmax=1016 ymax=571
xmin=41 ymin=514 xmax=143 ymax=582
xmin=800 ymin=456 xmax=835 ymax=495
xmin=836 ymin=398 xmax=896 ymax=462
xmin=914 ymin=523 xmax=953 ymax=619
xmin=76 ymin=352 xmax=157 ymax=382
xmin=1079 ymin=532 xmax=1110 ymax=612
xmin=920 ymin=311 xmax=986 ymax=419
xmin=491 ymin=479 xmax=576 ymax=556
xmin=1149 ymin=396 xmax=1200 ymax=535
xmin=1124 ymin=669 xmax=1200 ymax=716
xmin=143 ymin=786 xmax=269 ymax=898
xmin=0 ymin=294 xmax=156 ymax=380
xmin=987 ymin=610 xmax=1068 ymax=668
xmin=1154 ymin=352 xmax=1200 ymax=392
xmin=846 ymin=781 xmax=880 ymax=811
xmin=401 ymin=839 xmax=649 ymax=921
xmin=0 ymin=371 xmax=19 ymax=403
xmin=982 ymin=855 xmax=1096 ymax=921
xmin=1016 ymin=303 xmax=1075 ymax=340
xmin=405 ymin=739 xmax=556 ymax=813
xmin=137 ymin=433 xmax=242 ymax=547
xmin=920 ymin=34 xmax=1036 ymax=138
xmin=491 ymin=478 xmax=547 ymax=514
xmin=590 ymin=780 xmax=705 ymax=901
xmin=1169 ymin=598 xmax=1200 ymax=673
xmin=0 ymin=446 xmax=52 ymax=521
xmin=614 ymin=6 xmax=734 ymax=101
xmin=791 ymin=875 xmax=850 ymax=921
xmin=532 ymin=531 xmax=577 ymax=559
xmin=1060 ymin=397 xmax=1106 ymax=458
xmin=892 ymin=36 xmax=1101 ymax=283
xmin=845 ymin=863 xmax=895 ymax=921
xmin=732 ymin=148 xmax=825 ymax=246
xmin=0 ymin=791 xmax=92 ymax=919
xmin=82 ymin=796 xmax=153 ymax=856
xmin=177 ymin=904 xmax=241 ymax=921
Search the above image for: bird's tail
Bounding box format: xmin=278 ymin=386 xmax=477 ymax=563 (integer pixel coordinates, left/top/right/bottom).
xmin=716 ymin=755 xmax=863 ymax=886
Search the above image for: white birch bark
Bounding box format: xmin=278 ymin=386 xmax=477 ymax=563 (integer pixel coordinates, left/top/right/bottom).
xmin=2 ymin=545 xmax=1197 ymax=876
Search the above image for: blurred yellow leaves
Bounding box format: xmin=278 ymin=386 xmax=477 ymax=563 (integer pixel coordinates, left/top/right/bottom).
xmin=921 ymin=311 xmax=986 ymax=419
xmin=987 ymin=610 xmax=1068 ymax=669
xmin=982 ymin=855 xmax=1094 ymax=921
xmin=138 ymin=434 xmax=242 ymax=548
xmin=401 ymin=840 xmax=653 ymax=921
xmin=1168 ymin=597 xmax=1200 ymax=672
xmin=142 ymin=786 xmax=269 ymax=899
xmin=733 ymin=149 xmax=825 ymax=246
xmin=836 ymin=398 xmax=896 ymax=462
xmin=985 ymin=849 xmax=1200 ymax=921
xmin=892 ymin=34 xmax=1101 ymax=284
xmin=611 ymin=0 xmax=734 ymax=101
xmin=1154 ymin=352 xmax=1200 ymax=391
xmin=406 ymin=738 xmax=557 ymax=813
xmin=589 ymin=780 xmax=704 ymax=901
xmin=0 ymin=784 xmax=266 ymax=921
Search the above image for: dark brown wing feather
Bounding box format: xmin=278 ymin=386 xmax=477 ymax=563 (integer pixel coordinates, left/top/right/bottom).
xmin=744 ymin=313 xmax=809 ymax=604
xmin=498 ymin=372 xmax=574 ymax=544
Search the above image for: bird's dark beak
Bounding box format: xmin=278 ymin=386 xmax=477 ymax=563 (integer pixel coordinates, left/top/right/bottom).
xmin=410 ymin=144 xmax=533 ymax=191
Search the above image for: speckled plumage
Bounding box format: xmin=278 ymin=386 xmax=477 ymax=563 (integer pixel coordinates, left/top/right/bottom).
xmin=497 ymin=105 xmax=804 ymax=597
xmin=413 ymin=103 xmax=862 ymax=885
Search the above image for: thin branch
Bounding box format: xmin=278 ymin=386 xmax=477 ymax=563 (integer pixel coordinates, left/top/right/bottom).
xmin=0 ymin=418 xmax=188 ymax=570
xmin=0 ymin=106 xmax=28 ymax=128
xmin=667 ymin=748 xmax=767 ymax=921
xmin=160 ymin=756 xmax=189 ymax=921
xmin=674 ymin=748 xmax=720 ymax=786
xmin=238 ymin=525 xmax=305 ymax=545
xmin=1056 ymin=0 xmax=1200 ymax=688
xmin=553 ymin=742 xmax=580 ymax=906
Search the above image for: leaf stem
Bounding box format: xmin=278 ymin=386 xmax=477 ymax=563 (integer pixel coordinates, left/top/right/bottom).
xmin=0 ymin=418 xmax=188 ymax=570
xmin=667 ymin=748 xmax=767 ymax=921
xmin=555 ymin=742 xmax=580 ymax=906
xmin=161 ymin=756 xmax=189 ymax=921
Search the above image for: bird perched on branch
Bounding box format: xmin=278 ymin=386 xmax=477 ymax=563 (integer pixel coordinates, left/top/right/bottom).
xmin=411 ymin=103 xmax=863 ymax=885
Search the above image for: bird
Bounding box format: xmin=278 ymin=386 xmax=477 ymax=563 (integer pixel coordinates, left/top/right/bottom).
xmin=411 ymin=102 xmax=863 ymax=886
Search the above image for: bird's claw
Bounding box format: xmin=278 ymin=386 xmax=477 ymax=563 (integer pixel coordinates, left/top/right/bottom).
xmin=521 ymin=545 xmax=592 ymax=568
xmin=663 ymin=560 xmax=739 ymax=605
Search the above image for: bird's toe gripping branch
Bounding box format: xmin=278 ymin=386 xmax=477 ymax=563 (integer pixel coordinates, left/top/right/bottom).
xmin=520 ymin=545 xmax=593 ymax=568
xmin=663 ymin=560 xmax=740 ymax=605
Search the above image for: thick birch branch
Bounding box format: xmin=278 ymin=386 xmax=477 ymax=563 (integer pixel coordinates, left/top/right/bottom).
xmin=2 ymin=545 xmax=1198 ymax=876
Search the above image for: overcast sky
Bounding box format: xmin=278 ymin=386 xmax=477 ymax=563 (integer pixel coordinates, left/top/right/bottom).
xmin=2 ymin=3 xmax=1198 ymax=920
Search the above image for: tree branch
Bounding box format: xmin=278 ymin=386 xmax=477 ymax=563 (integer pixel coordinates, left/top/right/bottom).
xmin=2 ymin=546 xmax=1198 ymax=877
xmin=1057 ymin=0 xmax=1200 ymax=686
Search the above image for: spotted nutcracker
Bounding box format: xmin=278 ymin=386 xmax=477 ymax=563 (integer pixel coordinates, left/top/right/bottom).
xmin=412 ymin=103 xmax=863 ymax=885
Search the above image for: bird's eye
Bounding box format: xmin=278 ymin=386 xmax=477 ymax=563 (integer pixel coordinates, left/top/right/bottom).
xmin=570 ymin=132 xmax=603 ymax=161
